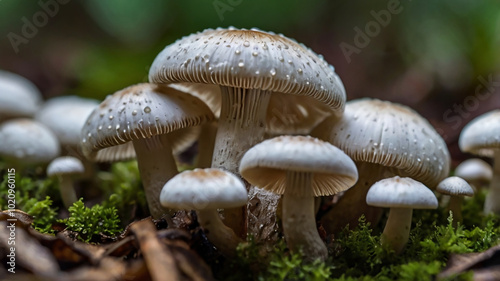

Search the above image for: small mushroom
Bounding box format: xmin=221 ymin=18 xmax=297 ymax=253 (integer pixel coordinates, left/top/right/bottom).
xmin=366 ymin=176 xmax=438 ymax=254
xmin=240 ymin=135 xmax=358 ymax=262
xmin=0 ymin=118 xmax=60 ymax=168
xmin=459 ymin=110 xmax=500 ymax=214
xmin=47 ymin=156 xmax=85 ymax=208
xmin=81 ymin=83 xmax=214 ymax=218
xmin=160 ymin=168 xmax=247 ymax=257
xmin=436 ymin=176 xmax=474 ymax=225
xmin=0 ymin=70 xmax=43 ymax=121
xmin=454 ymin=158 xmax=493 ymax=191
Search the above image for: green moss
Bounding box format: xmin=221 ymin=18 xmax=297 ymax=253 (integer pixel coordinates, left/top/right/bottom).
xmin=59 ymin=198 xmax=122 ymax=242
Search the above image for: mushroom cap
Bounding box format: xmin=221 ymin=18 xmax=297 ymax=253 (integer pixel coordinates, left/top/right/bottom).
xmin=80 ymin=83 xmax=214 ymax=161
xmin=160 ymin=168 xmax=247 ymax=210
xmin=148 ymin=27 xmax=346 ymax=113
xmin=239 ymin=135 xmax=358 ymax=196
xmin=459 ymin=110 xmax=500 ymax=157
xmin=454 ymin=158 xmax=493 ymax=183
xmin=0 ymin=118 xmax=60 ymax=165
xmin=47 ymin=156 xmax=85 ymax=177
xmin=317 ymin=98 xmax=450 ymax=187
xmin=35 ymin=96 xmax=99 ymax=147
xmin=366 ymin=176 xmax=438 ymax=209
xmin=436 ymin=176 xmax=474 ymax=197
xmin=0 ymin=70 xmax=43 ymax=120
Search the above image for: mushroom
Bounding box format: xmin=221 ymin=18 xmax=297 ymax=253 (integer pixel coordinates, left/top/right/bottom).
xmin=47 ymin=156 xmax=85 ymax=208
xmin=0 ymin=70 xmax=43 ymax=121
xmin=160 ymin=168 xmax=247 ymax=257
xmin=459 ymin=110 xmax=500 ymax=214
xmin=149 ymin=27 xmax=346 ymax=236
xmin=366 ymin=176 xmax=438 ymax=254
xmin=454 ymin=158 xmax=492 ymax=191
xmin=436 ymin=176 xmax=474 ymax=225
xmin=240 ymin=135 xmax=358 ymax=262
xmin=0 ymin=118 xmax=60 ymax=168
xmin=80 ymin=83 xmax=214 ymax=219
xmin=313 ymin=98 xmax=450 ymax=235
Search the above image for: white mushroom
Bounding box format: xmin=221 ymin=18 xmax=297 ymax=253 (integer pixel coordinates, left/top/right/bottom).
xmin=47 ymin=156 xmax=85 ymax=208
xmin=436 ymin=176 xmax=474 ymax=225
xmin=80 ymin=83 xmax=214 ymax=218
xmin=240 ymin=135 xmax=358 ymax=262
xmin=160 ymin=168 xmax=247 ymax=257
xmin=366 ymin=176 xmax=438 ymax=254
xmin=454 ymin=158 xmax=492 ymax=190
xmin=0 ymin=70 xmax=43 ymax=121
xmin=0 ymin=119 xmax=60 ymax=168
xmin=459 ymin=110 xmax=500 ymax=214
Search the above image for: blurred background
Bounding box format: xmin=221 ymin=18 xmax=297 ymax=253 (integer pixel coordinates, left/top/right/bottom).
xmin=1 ymin=0 xmax=499 ymax=165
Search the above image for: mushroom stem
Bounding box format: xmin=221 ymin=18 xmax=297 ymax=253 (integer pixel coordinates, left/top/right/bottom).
xmin=58 ymin=175 xmax=77 ymax=209
xmin=133 ymin=134 xmax=178 ymax=219
xmin=381 ymin=207 xmax=412 ymax=254
xmin=282 ymin=171 xmax=327 ymax=262
xmin=195 ymin=122 xmax=218 ymax=168
xmin=196 ymin=209 xmax=243 ymax=257
xmin=320 ymin=162 xmax=392 ymax=235
xmin=211 ymin=86 xmax=271 ymax=236
xmin=484 ymin=151 xmax=500 ymax=214
xmin=447 ymin=196 xmax=464 ymax=225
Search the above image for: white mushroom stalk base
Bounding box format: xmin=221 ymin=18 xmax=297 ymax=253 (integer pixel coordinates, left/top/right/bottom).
xmin=282 ymin=171 xmax=327 ymax=262
xmin=197 ymin=209 xmax=243 ymax=257
xmin=484 ymin=151 xmax=500 ymax=214
xmin=211 ymin=86 xmax=272 ymax=236
xmin=381 ymin=207 xmax=412 ymax=254
xmin=58 ymin=175 xmax=78 ymax=209
xmin=133 ymin=134 xmax=179 ymax=219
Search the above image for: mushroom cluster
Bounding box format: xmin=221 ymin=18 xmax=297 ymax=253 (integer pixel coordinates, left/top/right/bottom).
xmin=2 ymin=26 xmax=496 ymax=265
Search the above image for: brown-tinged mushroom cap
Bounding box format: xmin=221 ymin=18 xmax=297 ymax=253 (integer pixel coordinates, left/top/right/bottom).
xmin=149 ymin=27 xmax=345 ymax=111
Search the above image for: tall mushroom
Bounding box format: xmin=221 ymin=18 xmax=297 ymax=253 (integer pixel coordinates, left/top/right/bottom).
xmin=240 ymin=135 xmax=358 ymax=262
xmin=459 ymin=110 xmax=500 ymax=214
xmin=366 ymin=176 xmax=438 ymax=254
xmin=313 ymin=98 xmax=450 ymax=235
xmin=149 ymin=27 xmax=346 ymax=236
xmin=435 ymin=176 xmax=474 ymax=225
xmin=80 ymin=83 xmax=214 ymax=218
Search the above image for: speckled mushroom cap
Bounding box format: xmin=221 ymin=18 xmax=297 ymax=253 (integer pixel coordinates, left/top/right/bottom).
xmin=0 ymin=70 xmax=43 ymax=120
xmin=0 ymin=118 xmax=60 ymax=165
xmin=366 ymin=176 xmax=438 ymax=209
xmin=47 ymin=156 xmax=84 ymax=177
xmin=436 ymin=176 xmax=474 ymax=197
xmin=80 ymin=83 xmax=214 ymax=161
xmin=239 ymin=135 xmax=358 ymax=196
xmin=160 ymin=168 xmax=247 ymax=210
xmin=454 ymin=158 xmax=493 ymax=183
xmin=459 ymin=110 xmax=500 ymax=157
xmin=148 ymin=27 xmax=346 ymax=113
xmin=318 ymin=98 xmax=450 ymax=188
xmin=35 ymin=96 xmax=99 ymax=147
